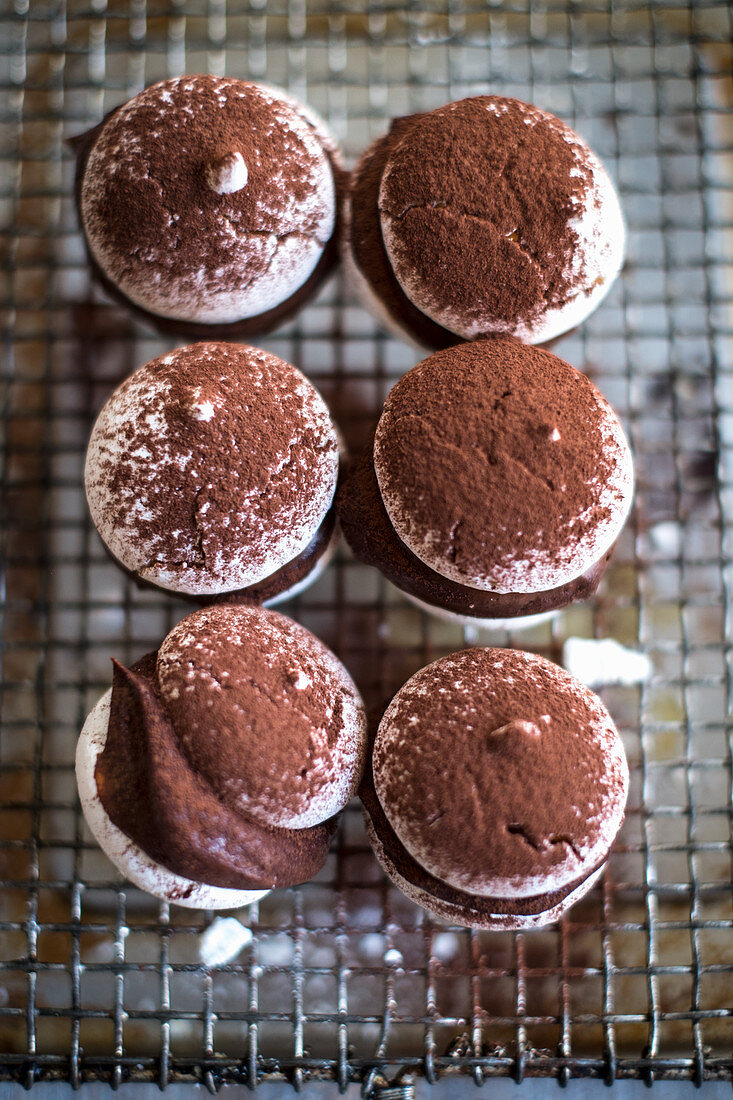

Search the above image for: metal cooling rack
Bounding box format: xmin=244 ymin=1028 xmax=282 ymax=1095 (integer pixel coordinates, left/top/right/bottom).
xmin=1 ymin=0 xmax=732 ymax=1092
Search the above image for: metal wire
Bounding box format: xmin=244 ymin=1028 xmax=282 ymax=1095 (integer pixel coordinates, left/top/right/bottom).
xmin=1 ymin=0 xmax=732 ymax=1092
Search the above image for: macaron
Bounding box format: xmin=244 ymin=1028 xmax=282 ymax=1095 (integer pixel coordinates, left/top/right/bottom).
xmin=361 ymin=647 xmax=629 ymax=930
xmin=85 ymin=341 xmax=340 ymax=601
xmin=345 ymin=95 xmax=625 ymax=348
xmin=337 ymin=337 xmax=634 ymax=628
xmin=75 ymin=75 xmax=342 ymax=336
xmin=76 ymin=604 xmax=367 ymax=908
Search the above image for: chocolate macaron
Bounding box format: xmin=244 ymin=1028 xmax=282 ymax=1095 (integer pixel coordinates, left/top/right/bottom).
xmin=85 ymin=342 xmax=340 ymax=603
xmin=75 ymin=76 xmax=341 ymax=337
xmin=345 ymin=95 xmax=625 ymax=348
xmin=361 ymin=647 xmax=629 ymax=930
xmin=337 ymin=337 xmax=633 ymax=628
xmin=76 ymin=605 xmax=367 ymax=908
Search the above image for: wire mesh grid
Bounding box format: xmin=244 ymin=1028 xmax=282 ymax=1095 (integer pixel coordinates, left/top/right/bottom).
xmin=1 ymin=0 xmax=732 ymax=1092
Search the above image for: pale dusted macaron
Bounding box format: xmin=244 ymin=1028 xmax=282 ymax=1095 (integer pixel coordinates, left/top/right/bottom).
xmin=345 ymin=95 xmax=625 ymax=348
xmin=85 ymin=342 xmax=340 ymax=600
xmin=361 ymin=647 xmax=629 ymax=930
xmin=75 ymin=75 xmax=342 ymax=337
xmin=337 ymin=337 xmax=633 ymax=628
xmin=76 ymin=605 xmax=368 ymax=908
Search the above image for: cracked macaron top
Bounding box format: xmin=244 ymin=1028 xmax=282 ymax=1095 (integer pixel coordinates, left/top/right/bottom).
xmin=84 ymin=341 xmax=339 ymax=596
xmin=79 ymin=75 xmax=337 ymax=324
xmin=85 ymin=604 xmax=367 ymax=893
xmin=349 ymin=95 xmax=625 ymax=346
xmin=372 ymin=647 xmax=629 ymax=899
xmin=373 ymin=337 xmax=634 ymax=595
xmin=154 ymin=605 xmax=367 ymax=831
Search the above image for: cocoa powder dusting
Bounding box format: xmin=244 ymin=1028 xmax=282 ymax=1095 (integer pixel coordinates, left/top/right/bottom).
xmin=379 ymin=97 xmax=595 ymax=331
xmin=212 ymin=503 xmax=337 ymax=607
xmin=97 ymin=486 xmax=338 ymax=607
xmin=374 ymin=338 xmax=629 ymax=593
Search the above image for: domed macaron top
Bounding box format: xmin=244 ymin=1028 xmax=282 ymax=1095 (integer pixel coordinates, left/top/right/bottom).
xmin=372 ymin=646 xmax=629 ymax=900
xmin=348 ymin=95 xmax=625 ymax=347
xmin=79 ymin=76 xmax=337 ymax=325
xmin=155 ymin=605 xmax=367 ymax=831
xmin=373 ymin=337 xmax=633 ymax=596
xmin=84 ymin=341 xmax=339 ymax=596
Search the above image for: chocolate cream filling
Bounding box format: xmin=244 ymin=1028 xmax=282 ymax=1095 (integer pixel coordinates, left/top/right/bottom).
xmin=71 ymin=113 xmax=344 ymax=339
xmin=337 ymin=445 xmax=613 ymax=620
xmin=348 ymin=119 xmax=458 ymax=350
xmin=96 ymin=653 xmax=339 ymax=890
xmin=360 ymin=762 xmax=603 ymax=920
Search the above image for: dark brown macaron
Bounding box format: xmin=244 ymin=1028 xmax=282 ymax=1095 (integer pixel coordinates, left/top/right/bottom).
xmin=76 ymin=605 xmax=368 ymax=908
xmin=74 ymin=76 xmax=343 ymax=337
xmin=345 ymin=96 xmax=625 ymax=348
xmin=362 ymin=647 xmax=629 ymax=930
xmin=85 ymin=342 xmax=340 ymax=601
xmin=337 ymin=337 xmax=633 ymax=627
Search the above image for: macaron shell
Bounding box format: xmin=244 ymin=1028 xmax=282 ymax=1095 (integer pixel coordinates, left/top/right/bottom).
xmin=80 ymin=76 xmax=336 ymax=325
xmin=342 ymin=192 xmax=423 ymax=347
xmin=373 ymin=338 xmax=634 ymax=595
xmin=84 ymin=342 xmax=339 ymax=595
xmin=373 ymin=648 xmax=629 ymax=899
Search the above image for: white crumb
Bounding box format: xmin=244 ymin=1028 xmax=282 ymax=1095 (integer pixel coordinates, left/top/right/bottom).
xmin=198 ymin=917 xmax=253 ymax=967
xmin=359 ymin=934 xmax=386 ymax=961
xmin=562 ymin=637 xmax=653 ymax=688
xmin=648 ymin=521 xmax=682 ymax=555
xmin=431 ymin=932 xmax=462 ymax=962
